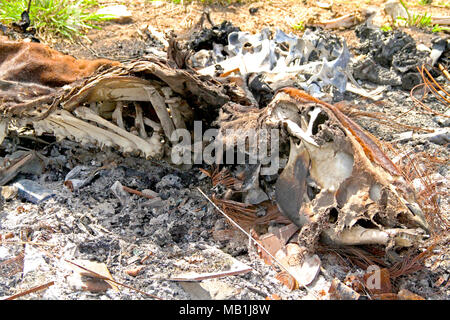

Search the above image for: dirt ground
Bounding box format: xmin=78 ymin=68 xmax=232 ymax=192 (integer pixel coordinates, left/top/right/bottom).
xmin=0 ymin=0 xmax=449 ymax=300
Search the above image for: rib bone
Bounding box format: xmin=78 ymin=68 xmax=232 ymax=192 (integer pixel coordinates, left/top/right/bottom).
xmin=143 ymin=87 xmax=176 ymax=141
xmin=73 ymin=107 xmax=163 ymax=158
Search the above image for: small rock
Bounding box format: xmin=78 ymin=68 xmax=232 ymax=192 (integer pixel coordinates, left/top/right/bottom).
xmin=249 ymin=7 xmax=259 ymax=15
xmin=243 ymin=187 xmax=268 ymax=205
xmin=155 ymin=174 xmax=183 ymax=190
xmin=14 ymin=179 xmax=55 ymax=204
xmin=96 ymin=5 xmax=132 ymax=24
xmin=433 ymin=110 xmax=450 ymax=127
xmin=150 ymin=0 xmax=165 ymax=8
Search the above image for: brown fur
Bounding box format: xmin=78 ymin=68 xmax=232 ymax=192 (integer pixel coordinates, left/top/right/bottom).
xmin=0 ymin=36 xmax=118 ymax=87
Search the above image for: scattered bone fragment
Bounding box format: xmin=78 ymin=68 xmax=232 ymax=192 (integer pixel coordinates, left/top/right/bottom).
xmin=346 ymin=83 xmax=386 ymax=101
xmin=392 ymin=128 xmax=450 ymax=145
xmin=311 ymin=13 xmax=365 ymax=29
xmin=96 ymin=5 xmax=132 ymax=24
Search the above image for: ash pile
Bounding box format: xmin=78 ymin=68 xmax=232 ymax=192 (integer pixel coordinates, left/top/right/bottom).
xmin=0 ymin=16 xmax=449 ymax=301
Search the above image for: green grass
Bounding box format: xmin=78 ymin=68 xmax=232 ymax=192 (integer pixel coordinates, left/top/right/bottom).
xmin=0 ymin=0 xmax=115 ymax=39
xmin=397 ymin=0 xmax=434 ymax=28
xmin=380 ymin=24 xmax=393 ymax=32
xmin=291 ymin=20 xmax=305 ymax=31
xmin=432 ymin=24 xmax=450 ymax=32
xmin=381 ymin=0 xmax=448 ymax=33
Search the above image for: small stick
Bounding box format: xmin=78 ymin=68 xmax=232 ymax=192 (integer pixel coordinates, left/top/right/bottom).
xmin=4 ymin=281 xmax=54 ymax=300
xmin=122 ymin=186 xmax=154 ymax=199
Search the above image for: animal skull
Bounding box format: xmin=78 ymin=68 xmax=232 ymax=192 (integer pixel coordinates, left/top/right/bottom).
xmin=218 ymin=88 xmax=429 ymax=249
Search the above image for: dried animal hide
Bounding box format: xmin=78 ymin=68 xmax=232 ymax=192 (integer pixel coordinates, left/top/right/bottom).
xmin=217 ymin=88 xmax=429 ymax=249
xmin=0 ymin=37 xmax=230 ymax=159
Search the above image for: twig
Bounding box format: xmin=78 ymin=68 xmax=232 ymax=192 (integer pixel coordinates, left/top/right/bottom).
xmin=122 ymin=186 xmax=154 ymax=199
xmin=4 ymin=281 xmax=54 ymax=300
xmin=197 ymin=187 xmax=318 ymax=298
